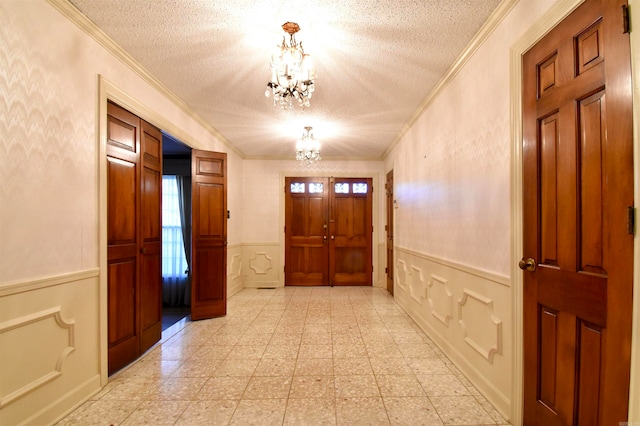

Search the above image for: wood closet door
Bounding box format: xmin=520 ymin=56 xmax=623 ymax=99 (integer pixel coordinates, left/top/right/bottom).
xmin=107 ymin=102 xmax=141 ymax=374
xmin=285 ymin=177 xmax=330 ymax=286
xmin=190 ymin=149 xmax=227 ymax=320
xmin=139 ymin=120 xmax=162 ymax=353
xmin=522 ymin=0 xmax=633 ymax=423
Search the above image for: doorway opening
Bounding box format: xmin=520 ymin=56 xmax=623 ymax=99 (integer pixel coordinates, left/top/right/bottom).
xmin=161 ymin=132 xmax=192 ymax=330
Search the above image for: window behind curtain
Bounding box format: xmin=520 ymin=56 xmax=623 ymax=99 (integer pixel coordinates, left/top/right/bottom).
xmin=162 ymin=176 xmax=188 ymax=282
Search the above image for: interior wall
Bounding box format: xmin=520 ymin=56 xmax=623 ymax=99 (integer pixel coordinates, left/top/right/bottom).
xmin=0 ymin=1 xmax=242 ymax=424
xmin=383 ymin=0 xmax=557 ymax=420
xmin=242 ymin=159 xmax=385 ymax=288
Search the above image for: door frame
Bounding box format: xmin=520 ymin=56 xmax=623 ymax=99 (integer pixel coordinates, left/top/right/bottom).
xmin=279 ymin=171 xmax=381 ymax=288
xmin=510 ymin=0 xmax=640 ymax=423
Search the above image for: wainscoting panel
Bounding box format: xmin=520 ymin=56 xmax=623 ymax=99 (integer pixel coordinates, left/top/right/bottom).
xmin=242 ymin=243 xmax=281 ymax=288
xmin=227 ymin=244 xmax=243 ymax=297
xmin=394 ymin=247 xmax=511 ymax=418
xmin=428 ymin=274 xmax=453 ymax=326
xmin=0 ymin=270 xmax=101 ymax=426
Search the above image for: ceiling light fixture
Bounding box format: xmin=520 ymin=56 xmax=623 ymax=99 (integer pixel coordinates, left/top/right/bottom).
xmin=296 ymin=126 xmax=321 ymax=165
xmin=265 ymin=22 xmax=316 ymax=110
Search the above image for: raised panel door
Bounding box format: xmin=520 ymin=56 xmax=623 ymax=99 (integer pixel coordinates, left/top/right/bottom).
xmin=522 ymin=0 xmax=633 ymax=423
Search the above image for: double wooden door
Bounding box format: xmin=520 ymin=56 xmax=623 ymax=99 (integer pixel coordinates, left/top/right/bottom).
xmin=522 ymin=0 xmax=633 ymax=423
xmin=285 ymin=177 xmax=372 ymax=286
xmin=107 ymin=101 xmax=162 ymax=374
xmin=107 ymin=103 xmax=227 ymax=374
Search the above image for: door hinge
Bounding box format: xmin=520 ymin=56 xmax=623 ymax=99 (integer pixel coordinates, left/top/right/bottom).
xmin=623 ymin=4 xmax=630 ymax=34
xmin=385 ymin=267 xmax=388 ymax=274
xmin=628 ymin=206 xmax=635 ymax=235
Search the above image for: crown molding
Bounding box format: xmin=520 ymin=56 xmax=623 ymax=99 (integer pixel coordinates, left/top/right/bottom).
xmin=382 ymin=0 xmax=520 ymax=160
xmin=45 ymin=0 xmax=244 ymax=159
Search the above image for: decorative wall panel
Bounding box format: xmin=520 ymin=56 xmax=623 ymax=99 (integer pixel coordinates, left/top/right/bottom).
xmin=428 ymin=274 xmax=453 ymax=326
xmin=393 ymin=247 xmax=510 ymax=417
xmin=0 ymin=307 xmax=75 ymax=408
xmin=249 ymin=252 xmax=273 ymax=275
xmin=0 ymin=271 xmax=100 ymax=426
xmin=458 ymin=289 xmax=503 ymax=363
xmin=409 ymin=265 xmax=426 ymax=305
xmin=242 ymin=244 xmax=281 ymax=288
xmin=227 ymin=245 xmax=243 ymax=297
xmin=395 ymin=259 xmax=408 ymax=291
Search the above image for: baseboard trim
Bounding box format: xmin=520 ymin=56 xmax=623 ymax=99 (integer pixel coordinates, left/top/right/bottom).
xmin=22 ymin=374 xmax=101 ymax=426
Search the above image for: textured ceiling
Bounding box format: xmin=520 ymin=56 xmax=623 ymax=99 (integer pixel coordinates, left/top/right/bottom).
xmin=68 ymin=0 xmax=502 ymax=160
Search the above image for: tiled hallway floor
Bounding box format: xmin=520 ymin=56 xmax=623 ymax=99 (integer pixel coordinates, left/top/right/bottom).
xmin=57 ymin=287 xmax=510 ymax=425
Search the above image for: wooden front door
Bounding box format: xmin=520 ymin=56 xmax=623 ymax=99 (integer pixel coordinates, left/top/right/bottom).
xmin=386 ymin=170 xmax=394 ymax=295
xmin=522 ymin=0 xmax=633 ymax=423
xmin=190 ymin=149 xmax=227 ymax=320
xmin=285 ymin=177 xmax=372 ymax=286
xmin=330 ymin=178 xmax=373 ymax=286
xmin=285 ymin=177 xmax=330 ymax=286
xmin=106 ymin=102 xmax=162 ymax=374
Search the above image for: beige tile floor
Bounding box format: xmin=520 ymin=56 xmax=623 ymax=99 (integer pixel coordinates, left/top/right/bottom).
xmin=57 ymin=287 xmax=511 ymax=425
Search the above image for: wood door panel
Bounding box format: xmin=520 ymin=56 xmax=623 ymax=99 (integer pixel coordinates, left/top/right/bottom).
xmin=107 ymin=258 xmax=137 ymax=345
xmin=196 ymin=183 xmax=225 ymax=237
xmin=107 ymin=158 xmax=137 ymax=244
xmin=139 ymin=246 xmax=161 ymax=350
xmin=539 ymin=113 xmax=559 ymax=266
xmin=108 ymin=118 xmax=137 ymax=153
xmin=141 ymin=167 xmax=161 ymax=241
xmin=523 ymin=0 xmax=633 ymax=423
xmin=191 ymin=149 xmax=227 ymax=320
xmin=193 ymin=246 xmax=225 ymax=301
xmin=576 ymin=321 xmax=602 ymax=425
xmin=578 ymin=91 xmax=605 ymax=274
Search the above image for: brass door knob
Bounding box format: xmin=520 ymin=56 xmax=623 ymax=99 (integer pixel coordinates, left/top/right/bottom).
xmin=518 ymin=257 xmax=537 ymax=272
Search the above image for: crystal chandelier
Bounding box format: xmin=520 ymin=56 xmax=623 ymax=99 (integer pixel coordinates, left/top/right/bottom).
xmin=296 ymin=127 xmax=321 ymax=164
xmin=265 ymin=22 xmax=316 ymax=110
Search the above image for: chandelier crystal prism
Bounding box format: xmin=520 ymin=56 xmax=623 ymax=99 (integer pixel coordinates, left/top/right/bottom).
xmin=265 ymin=22 xmax=316 ymax=110
xmin=296 ymin=126 xmax=321 ymax=165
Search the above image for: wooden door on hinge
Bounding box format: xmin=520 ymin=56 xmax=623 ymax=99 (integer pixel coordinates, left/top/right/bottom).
xmin=190 ymin=149 xmax=227 ymax=320
xmin=522 ymin=0 xmax=633 ymax=423
xmin=106 ymin=101 xmax=162 ymax=374
xmin=330 ymin=178 xmax=372 ymax=286
xmin=386 ymin=170 xmax=394 ymax=295
xmin=284 ymin=177 xmax=329 ymax=286
xmin=139 ymin=120 xmax=162 ymax=352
